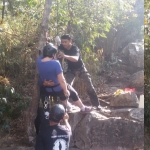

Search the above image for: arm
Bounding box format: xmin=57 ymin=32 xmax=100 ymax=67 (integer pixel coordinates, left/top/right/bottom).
xmin=64 ymin=55 xmax=79 ymax=62
xmin=57 ymin=72 xmax=69 ymax=95
xmin=56 ymin=61 xmax=69 ymax=96
xmin=58 ymin=46 xmax=80 ymax=62
xmin=58 ymin=51 xmax=79 ymax=62
xmin=63 ymin=113 xmax=71 ymax=131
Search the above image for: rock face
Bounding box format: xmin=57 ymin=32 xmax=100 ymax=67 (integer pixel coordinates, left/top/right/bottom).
xmin=128 ymin=44 xmax=144 ymax=68
xmin=129 ymin=70 xmax=144 ymax=88
xmin=121 ymin=43 xmax=144 ymax=71
xmin=119 ymin=42 xmax=144 ymax=75
xmin=129 ymin=108 xmax=144 ymax=122
xmin=69 ymin=111 xmax=144 ymax=150
xmin=110 ymin=92 xmax=139 ymax=108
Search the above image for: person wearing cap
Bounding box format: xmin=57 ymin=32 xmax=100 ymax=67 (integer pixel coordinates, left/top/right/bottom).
xmin=35 ymin=104 xmax=71 ymax=150
xmin=37 ymin=44 xmax=91 ymax=114
xmin=58 ymin=34 xmax=102 ymax=110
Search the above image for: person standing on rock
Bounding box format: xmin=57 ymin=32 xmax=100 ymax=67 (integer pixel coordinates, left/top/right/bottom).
xmin=58 ymin=34 xmax=101 ymax=110
xmin=35 ymin=104 xmax=71 ymax=150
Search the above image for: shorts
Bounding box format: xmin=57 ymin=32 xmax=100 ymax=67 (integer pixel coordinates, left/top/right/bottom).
xmin=40 ymin=84 xmax=79 ymax=101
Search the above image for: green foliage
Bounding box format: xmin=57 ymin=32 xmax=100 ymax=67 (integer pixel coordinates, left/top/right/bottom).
xmin=47 ymin=0 xmax=141 ymax=50
xmin=0 ymin=1 xmax=143 ymax=76
xmin=0 ymin=83 xmax=31 ymax=132
xmin=46 ymin=0 xmax=143 ymax=74
xmin=0 ymin=0 xmax=44 ymax=83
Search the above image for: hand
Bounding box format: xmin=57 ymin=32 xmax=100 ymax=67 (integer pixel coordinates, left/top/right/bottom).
xmin=43 ymin=79 xmax=55 ymax=86
xmin=64 ymin=90 xmax=70 ymax=97
xmin=58 ymin=51 xmax=65 ymax=58
xmin=63 ymin=113 xmax=69 ymax=121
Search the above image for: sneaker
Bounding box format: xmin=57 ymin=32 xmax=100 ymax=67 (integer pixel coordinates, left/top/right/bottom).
xmin=96 ymin=105 xmax=102 ymax=111
xmin=80 ymin=106 xmax=92 ymax=114
xmin=92 ymin=105 xmax=102 ymax=111
xmin=65 ymin=101 xmax=73 ymax=112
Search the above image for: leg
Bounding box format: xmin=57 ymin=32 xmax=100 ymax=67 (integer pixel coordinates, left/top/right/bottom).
xmin=61 ymin=100 xmax=67 ymax=106
xmin=64 ymin=71 xmax=75 ymax=86
xmin=58 ymin=90 xmax=69 ymax=110
xmin=34 ymin=106 xmax=50 ymax=134
xmin=58 ymin=86 xmax=83 ymax=110
xmin=64 ymin=71 xmax=75 ymax=107
xmin=67 ymin=84 xmax=91 ymax=112
xmin=80 ymin=69 xmax=100 ymax=107
xmin=73 ymin=99 xmax=84 ymax=108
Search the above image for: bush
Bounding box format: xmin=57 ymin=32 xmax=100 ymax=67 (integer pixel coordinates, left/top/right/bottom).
xmin=0 ymin=77 xmax=31 ymax=132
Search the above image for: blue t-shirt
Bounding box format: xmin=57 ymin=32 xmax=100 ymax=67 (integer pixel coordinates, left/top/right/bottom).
xmin=37 ymin=56 xmax=63 ymax=92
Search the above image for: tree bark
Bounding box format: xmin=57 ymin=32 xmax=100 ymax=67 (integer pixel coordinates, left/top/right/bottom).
xmin=1 ymin=0 xmax=5 ymax=23
xmin=25 ymin=0 xmax=52 ymax=144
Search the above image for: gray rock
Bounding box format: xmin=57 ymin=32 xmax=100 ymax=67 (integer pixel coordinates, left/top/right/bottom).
xmin=110 ymin=92 xmax=139 ymax=107
xmin=110 ymin=108 xmax=132 ymax=118
xmin=104 ymin=86 xmax=119 ymax=94
xmin=69 ymin=111 xmax=144 ymax=150
xmin=121 ymin=43 xmax=144 ymax=69
xmin=129 ymin=70 xmax=144 ymax=88
xmin=119 ymin=64 xmax=141 ymax=74
xmin=128 ymin=44 xmax=144 ymax=68
xmin=129 ymin=108 xmax=144 ymax=122
xmin=110 ymin=108 xmax=144 ymax=122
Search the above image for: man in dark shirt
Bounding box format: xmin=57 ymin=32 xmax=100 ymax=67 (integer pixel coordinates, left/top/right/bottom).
xmin=35 ymin=104 xmax=71 ymax=150
xmin=58 ymin=34 xmax=101 ymax=110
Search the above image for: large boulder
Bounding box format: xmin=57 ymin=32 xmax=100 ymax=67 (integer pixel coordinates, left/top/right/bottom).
xmin=121 ymin=43 xmax=144 ymax=69
xmin=128 ymin=44 xmax=144 ymax=68
xmin=129 ymin=70 xmax=144 ymax=88
xmin=69 ymin=111 xmax=144 ymax=150
xmin=110 ymin=92 xmax=139 ymax=108
xmin=110 ymin=108 xmax=144 ymax=122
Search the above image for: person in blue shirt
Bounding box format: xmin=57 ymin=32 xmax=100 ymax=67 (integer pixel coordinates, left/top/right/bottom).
xmin=37 ymin=44 xmax=91 ymax=114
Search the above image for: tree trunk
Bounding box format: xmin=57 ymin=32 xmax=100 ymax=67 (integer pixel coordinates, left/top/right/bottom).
xmin=25 ymin=0 xmax=52 ymax=144
xmin=96 ymin=26 xmax=134 ymax=61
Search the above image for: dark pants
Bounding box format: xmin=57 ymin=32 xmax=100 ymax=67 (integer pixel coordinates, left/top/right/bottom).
xmin=64 ymin=67 xmax=100 ymax=107
xmin=34 ymin=107 xmax=50 ymax=135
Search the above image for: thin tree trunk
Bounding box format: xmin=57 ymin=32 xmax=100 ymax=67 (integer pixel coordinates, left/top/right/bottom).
xmin=25 ymin=0 xmax=52 ymax=144
xmin=2 ymin=0 xmax=5 ymax=23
